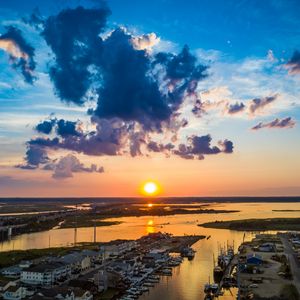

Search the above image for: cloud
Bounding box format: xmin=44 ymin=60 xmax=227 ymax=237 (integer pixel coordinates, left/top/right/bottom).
xmin=16 ymin=144 xmax=49 ymax=169
xmin=43 ymin=154 xmax=104 ymax=179
xmin=286 ymin=50 xmax=300 ymax=75
xmin=38 ymin=5 xmax=208 ymax=131
xmin=226 ymin=102 xmax=245 ymax=114
xmin=19 ymin=5 xmax=234 ymax=168
xmin=131 ymin=33 xmax=160 ymax=51
xmin=35 ymin=119 xmax=55 ymax=134
xmin=42 ymin=5 xmax=111 ymax=104
xmin=0 ymin=26 xmax=36 ymax=83
xmin=251 ymin=117 xmax=296 ymax=130
xmin=173 ymin=134 xmax=233 ymax=160
xmin=249 ymin=94 xmax=278 ymax=115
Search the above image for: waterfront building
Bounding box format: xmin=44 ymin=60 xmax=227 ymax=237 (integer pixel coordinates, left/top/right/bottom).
xmin=2 ymin=285 xmax=27 ymax=300
xmin=1 ymin=266 xmax=21 ymax=278
xmin=21 ymin=262 xmax=70 ymax=286
xmin=33 ymin=287 xmax=93 ymax=300
xmin=100 ymin=240 xmax=137 ymax=258
xmin=58 ymin=253 xmax=91 ymax=272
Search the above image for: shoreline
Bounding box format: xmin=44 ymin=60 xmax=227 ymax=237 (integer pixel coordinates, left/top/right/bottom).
xmin=199 ymin=217 xmax=300 ymax=231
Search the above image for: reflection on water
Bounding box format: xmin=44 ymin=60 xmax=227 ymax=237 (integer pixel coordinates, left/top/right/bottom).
xmin=1 ymin=202 xmax=299 ymax=251
xmin=146 ymin=219 xmax=155 ymax=234
xmin=0 ymin=202 xmax=299 ymax=299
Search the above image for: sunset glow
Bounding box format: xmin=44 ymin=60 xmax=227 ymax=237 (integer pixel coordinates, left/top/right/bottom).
xmin=142 ymin=181 xmax=160 ymax=196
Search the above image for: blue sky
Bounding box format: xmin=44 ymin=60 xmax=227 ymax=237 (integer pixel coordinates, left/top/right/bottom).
xmin=0 ymin=0 xmax=299 ymax=197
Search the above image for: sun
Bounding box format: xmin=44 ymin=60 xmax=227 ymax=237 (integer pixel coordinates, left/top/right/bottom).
xmin=141 ymin=181 xmax=160 ymax=196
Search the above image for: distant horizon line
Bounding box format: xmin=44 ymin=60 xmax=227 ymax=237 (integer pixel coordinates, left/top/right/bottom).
xmin=0 ymin=196 xmax=299 ymax=202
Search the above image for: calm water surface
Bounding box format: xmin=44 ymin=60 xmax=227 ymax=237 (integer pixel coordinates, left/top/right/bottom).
xmin=1 ymin=202 xmax=299 ymax=300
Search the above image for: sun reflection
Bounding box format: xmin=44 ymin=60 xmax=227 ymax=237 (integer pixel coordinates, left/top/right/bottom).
xmin=147 ymin=220 xmax=154 ymax=226
xmin=146 ymin=219 xmax=155 ymax=234
xmin=147 ymin=203 xmax=153 ymax=208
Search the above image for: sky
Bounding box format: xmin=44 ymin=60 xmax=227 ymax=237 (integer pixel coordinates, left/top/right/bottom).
xmin=0 ymin=0 xmax=300 ymax=197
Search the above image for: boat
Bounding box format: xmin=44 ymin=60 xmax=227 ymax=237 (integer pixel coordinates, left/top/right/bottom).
xmin=162 ymin=268 xmax=172 ymax=275
xmin=181 ymin=246 xmax=196 ymax=260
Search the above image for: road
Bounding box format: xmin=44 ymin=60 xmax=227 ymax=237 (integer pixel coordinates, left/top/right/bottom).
xmin=281 ymin=236 xmax=300 ymax=293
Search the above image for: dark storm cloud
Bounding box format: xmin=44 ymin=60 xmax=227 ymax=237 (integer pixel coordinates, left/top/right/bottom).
xmin=42 ymin=5 xmax=110 ymax=104
xmin=0 ymin=26 xmax=36 ymax=83
xmin=286 ymin=50 xmax=300 ymax=74
xmin=251 ymin=117 xmax=296 ymax=130
xmin=93 ymin=28 xmax=171 ymax=131
xmin=56 ymin=119 xmax=82 ymax=137
xmin=35 ymin=119 xmax=55 ymax=134
xmin=20 ymin=5 xmax=234 ymax=170
xmin=173 ymin=135 xmax=233 ymax=160
xmin=38 ymin=5 xmax=208 ymax=131
xmin=226 ymin=102 xmax=245 ymax=114
xmin=35 ymin=118 xmax=82 ymax=137
xmin=249 ymin=95 xmax=278 ymax=115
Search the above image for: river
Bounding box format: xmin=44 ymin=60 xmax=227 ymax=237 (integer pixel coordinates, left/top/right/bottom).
xmin=1 ymin=202 xmax=299 ymax=300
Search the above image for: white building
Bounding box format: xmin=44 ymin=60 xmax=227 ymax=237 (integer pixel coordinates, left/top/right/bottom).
xmin=95 ymin=269 xmax=108 ymax=292
xmin=21 ymin=262 xmax=70 ymax=286
xmin=58 ymin=253 xmax=91 ymax=272
xmin=2 ymin=286 xmax=26 ymax=300
xmin=34 ymin=287 xmax=93 ymax=300
xmin=100 ymin=240 xmax=136 ymax=258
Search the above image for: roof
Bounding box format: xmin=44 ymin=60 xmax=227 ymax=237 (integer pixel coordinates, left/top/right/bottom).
xmin=23 ymin=262 xmax=66 ymax=273
xmin=5 ymin=285 xmax=19 ymax=292
xmin=1 ymin=266 xmax=21 ymax=273
xmin=59 ymin=252 xmax=87 ymax=264
xmin=39 ymin=286 xmax=73 ymax=297
xmin=0 ymin=280 xmax=10 ymax=287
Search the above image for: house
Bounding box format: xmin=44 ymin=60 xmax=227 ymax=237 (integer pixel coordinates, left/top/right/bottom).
xmin=81 ymin=250 xmax=101 ymax=263
xmin=2 ymin=285 xmax=26 ymax=300
xmin=1 ymin=266 xmax=21 ymax=278
xmin=59 ymin=253 xmax=91 ymax=272
xmin=95 ymin=269 xmax=108 ymax=292
xmin=247 ymin=253 xmax=263 ymax=265
xmin=34 ymin=287 xmax=73 ymax=299
xmin=100 ymin=240 xmax=136 ymax=258
xmin=34 ymin=287 xmax=93 ymax=300
xmin=0 ymin=280 xmax=15 ymax=292
xmin=21 ymin=262 xmax=70 ymax=286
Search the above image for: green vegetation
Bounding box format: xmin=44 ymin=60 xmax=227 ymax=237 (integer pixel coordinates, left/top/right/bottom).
xmin=199 ymin=218 xmax=300 ymax=231
xmin=60 ymin=216 xmax=122 ymax=229
xmin=0 ymin=243 xmax=99 ymax=268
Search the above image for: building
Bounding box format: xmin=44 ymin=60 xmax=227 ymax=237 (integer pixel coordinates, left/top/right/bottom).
xmin=58 ymin=253 xmax=91 ymax=272
xmin=100 ymin=240 xmax=136 ymax=258
xmin=1 ymin=266 xmax=21 ymax=278
xmin=33 ymin=287 xmax=93 ymax=300
xmin=21 ymin=262 xmax=70 ymax=286
xmin=0 ymin=280 xmax=15 ymax=293
xmin=2 ymin=286 xmax=27 ymax=300
xmin=95 ymin=270 xmax=108 ymax=292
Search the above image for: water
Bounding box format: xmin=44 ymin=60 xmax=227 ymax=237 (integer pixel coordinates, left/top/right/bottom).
xmin=0 ymin=202 xmax=299 ymax=300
